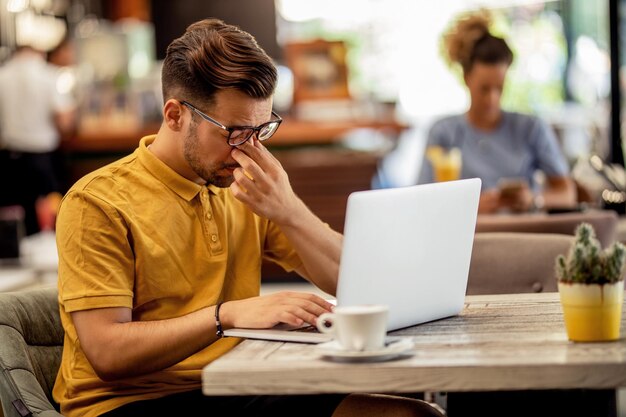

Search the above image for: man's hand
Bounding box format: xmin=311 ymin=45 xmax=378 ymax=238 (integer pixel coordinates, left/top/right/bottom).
xmin=230 ymin=138 xmax=301 ymax=225
xmin=230 ymin=137 xmax=343 ymax=296
xmin=220 ymin=292 xmax=335 ymax=329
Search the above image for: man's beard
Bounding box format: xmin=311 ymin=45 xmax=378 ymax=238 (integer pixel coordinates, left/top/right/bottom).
xmin=183 ymin=124 xmax=236 ymax=188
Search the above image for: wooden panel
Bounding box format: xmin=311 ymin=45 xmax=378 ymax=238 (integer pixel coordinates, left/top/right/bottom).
xmin=103 ymin=0 xmax=151 ymax=21
xmin=61 ymin=118 xmax=407 ymax=152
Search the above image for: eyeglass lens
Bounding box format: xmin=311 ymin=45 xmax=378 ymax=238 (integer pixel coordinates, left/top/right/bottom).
xmin=228 ymin=122 xmax=280 ymax=145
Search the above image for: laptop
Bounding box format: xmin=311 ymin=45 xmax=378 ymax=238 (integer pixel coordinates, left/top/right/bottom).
xmin=224 ymin=178 xmax=482 ymax=343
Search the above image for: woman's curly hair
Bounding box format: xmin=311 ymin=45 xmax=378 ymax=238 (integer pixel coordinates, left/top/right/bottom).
xmin=442 ymin=9 xmax=513 ymax=74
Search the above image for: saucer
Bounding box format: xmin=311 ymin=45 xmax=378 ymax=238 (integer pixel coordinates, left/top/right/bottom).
xmin=316 ymin=337 xmax=414 ymax=362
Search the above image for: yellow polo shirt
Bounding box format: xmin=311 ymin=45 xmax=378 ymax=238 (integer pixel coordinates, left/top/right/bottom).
xmin=53 ymin=136 xmax=303 ymax=417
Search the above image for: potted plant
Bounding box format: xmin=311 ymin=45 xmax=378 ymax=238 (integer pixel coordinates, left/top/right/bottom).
xmin=555 ymin=223 xmax=626 ymax=342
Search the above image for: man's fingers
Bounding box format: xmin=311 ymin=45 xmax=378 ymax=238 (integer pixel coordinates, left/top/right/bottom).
xmin=232 ymin=168 xmax=255 ymax=189
xmin=231 ymin=148 xmax=265 ymax=181
xmin=279 ymin=306 xmax=320 ymax=327
xmin=230 ymin=182 xmax=252 ymax=203
xmin=235 ymin=140 xmax=276 ymax=173
xmin=253 ymin=139 xmax=282 ymax=165
xmin=243 ymin=170 xmax=255 ymax=181
xmin=273 ymin=292 xmax=334 ymax=317
xmin=233 ymin=169 xmax=267 ymax=204
xmin=231 ymin=292 xmax=334 ymax=329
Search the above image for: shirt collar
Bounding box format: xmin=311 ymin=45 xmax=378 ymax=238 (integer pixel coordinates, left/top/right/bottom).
xmin=137 ymin=135 xmax=206 ymax=201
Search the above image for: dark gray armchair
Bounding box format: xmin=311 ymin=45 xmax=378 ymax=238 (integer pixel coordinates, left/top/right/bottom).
xmin=475 ymin=209 xmax=618 ymax=248
xmin=467 ymin=232 xmax=574 ymax=295
xmin=0 ymin=287 xmax=64 ymax=417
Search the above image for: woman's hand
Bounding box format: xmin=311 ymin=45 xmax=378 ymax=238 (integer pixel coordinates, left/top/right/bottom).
xmin=498 ymin=181 xmax=534 ymax=213
xmin=478 ymin=189 xmax=501 ymax=213
xmin=479 ymin=182 xmax=534 ymax=214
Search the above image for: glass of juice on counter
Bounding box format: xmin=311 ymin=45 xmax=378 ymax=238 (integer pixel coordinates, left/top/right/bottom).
xmin=426 ymin=146 xmax=462 ymax=182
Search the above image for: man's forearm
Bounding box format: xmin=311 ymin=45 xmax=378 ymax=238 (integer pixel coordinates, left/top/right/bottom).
xmin=73 ymin=305 xmax=219 ymax=381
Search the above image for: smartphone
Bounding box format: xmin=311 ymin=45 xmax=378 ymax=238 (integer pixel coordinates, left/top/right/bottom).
xmin=497 ymin=178 xmax=529 ymax=198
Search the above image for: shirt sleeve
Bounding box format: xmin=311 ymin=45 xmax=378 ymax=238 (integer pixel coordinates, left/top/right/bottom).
xmin=262 ymin=221 xmax=303 ymax=273
xmin=529 ymin=117 xmax=569 ymax=177
xmin=56 ymin=190 xmax=135 ymax=313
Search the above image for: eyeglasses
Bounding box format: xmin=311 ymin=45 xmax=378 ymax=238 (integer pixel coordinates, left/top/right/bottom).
xmin=180 ymin=100 xmax=282 ymax=146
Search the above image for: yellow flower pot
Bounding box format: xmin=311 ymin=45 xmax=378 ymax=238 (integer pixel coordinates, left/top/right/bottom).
xmin=558 ymin=280 xmax=624 ymax=342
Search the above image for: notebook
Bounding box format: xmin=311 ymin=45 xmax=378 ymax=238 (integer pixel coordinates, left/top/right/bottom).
xmin=224 ymin=178 xmax=482 ymax=343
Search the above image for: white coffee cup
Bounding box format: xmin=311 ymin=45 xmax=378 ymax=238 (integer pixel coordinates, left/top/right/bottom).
xmin=316 ymin=304 xmax=389 ymax=351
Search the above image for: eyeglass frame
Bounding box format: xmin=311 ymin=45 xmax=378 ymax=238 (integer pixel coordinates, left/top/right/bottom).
xmin=180 ymin=100 xmax=283 ymax=146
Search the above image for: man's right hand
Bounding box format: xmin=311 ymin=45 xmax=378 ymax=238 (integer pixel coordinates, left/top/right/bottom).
xmin=220 ymin=291 xmax=334 ymax=330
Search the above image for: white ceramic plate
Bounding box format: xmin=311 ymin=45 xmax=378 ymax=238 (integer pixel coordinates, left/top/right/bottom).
xmin=316 ymin=337 xmax=414 ymax=362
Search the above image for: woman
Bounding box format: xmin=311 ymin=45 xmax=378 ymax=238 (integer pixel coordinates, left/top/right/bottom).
xmin=418 ymin=10 xmax=576 ymax=213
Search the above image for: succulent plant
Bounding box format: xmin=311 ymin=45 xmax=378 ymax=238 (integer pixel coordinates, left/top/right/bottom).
xmin=556 ymin=223 xmax=626 ymax=284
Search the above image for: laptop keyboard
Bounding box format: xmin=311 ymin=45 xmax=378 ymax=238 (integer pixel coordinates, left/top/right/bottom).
xmin=292 ymin=325 xmax=319 ymax=333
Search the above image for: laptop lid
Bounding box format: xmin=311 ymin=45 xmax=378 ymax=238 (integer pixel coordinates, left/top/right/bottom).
xmin=224 ymin=178 xmax=481 ymax=342
xmin=336 ymin=178 xmax=481 ymax=330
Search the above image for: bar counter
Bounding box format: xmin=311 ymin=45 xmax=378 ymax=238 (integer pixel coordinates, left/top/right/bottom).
xmin=62 ymin=117 xmax=408 ymax=152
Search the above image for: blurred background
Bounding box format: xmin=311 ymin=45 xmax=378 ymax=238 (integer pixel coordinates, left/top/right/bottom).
xmin=0 ymin=0 xmax=624 ymax=250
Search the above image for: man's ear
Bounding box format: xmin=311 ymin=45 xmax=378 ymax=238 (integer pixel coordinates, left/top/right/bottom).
xmin=162 ymin=99 xmax=184 ymax=131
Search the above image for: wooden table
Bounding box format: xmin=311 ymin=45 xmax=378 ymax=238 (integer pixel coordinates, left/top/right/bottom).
xmin=202 ymin=293 xmax=626 ymax=395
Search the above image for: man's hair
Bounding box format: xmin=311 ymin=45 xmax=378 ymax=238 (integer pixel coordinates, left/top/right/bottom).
xmin=161 ymin=19 xmax=277 ymax=107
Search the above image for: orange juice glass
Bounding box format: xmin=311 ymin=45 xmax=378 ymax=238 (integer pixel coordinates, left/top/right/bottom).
xmin=427 ymin=146 xmax=462 ymax=182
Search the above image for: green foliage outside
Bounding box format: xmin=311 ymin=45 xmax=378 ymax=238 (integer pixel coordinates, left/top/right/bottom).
xmin=439 ymin=8 xmax=567 ymax=113
xmin=499 ymin=11 xmax=567 ymax=113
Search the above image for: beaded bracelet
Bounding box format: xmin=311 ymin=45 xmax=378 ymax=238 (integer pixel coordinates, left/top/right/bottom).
xmin=215 ymin=302 xmax=224 ymax=338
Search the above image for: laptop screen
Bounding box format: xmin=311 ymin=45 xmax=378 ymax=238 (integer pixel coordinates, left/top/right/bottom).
xmin=336 ymin=178 xmax=481 ymax=330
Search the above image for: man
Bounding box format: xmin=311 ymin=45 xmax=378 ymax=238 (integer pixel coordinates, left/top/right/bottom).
xmin=53 ymin=19 xmax=442 ymax=417
xmin=0 ymin=43 xmax=75 ymax=234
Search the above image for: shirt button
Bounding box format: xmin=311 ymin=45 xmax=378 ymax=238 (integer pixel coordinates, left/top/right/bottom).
xmin=206 ymin=212 xmax=212 ymax=220
xmin=211 ymin=234 xmax=218 ymax=242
